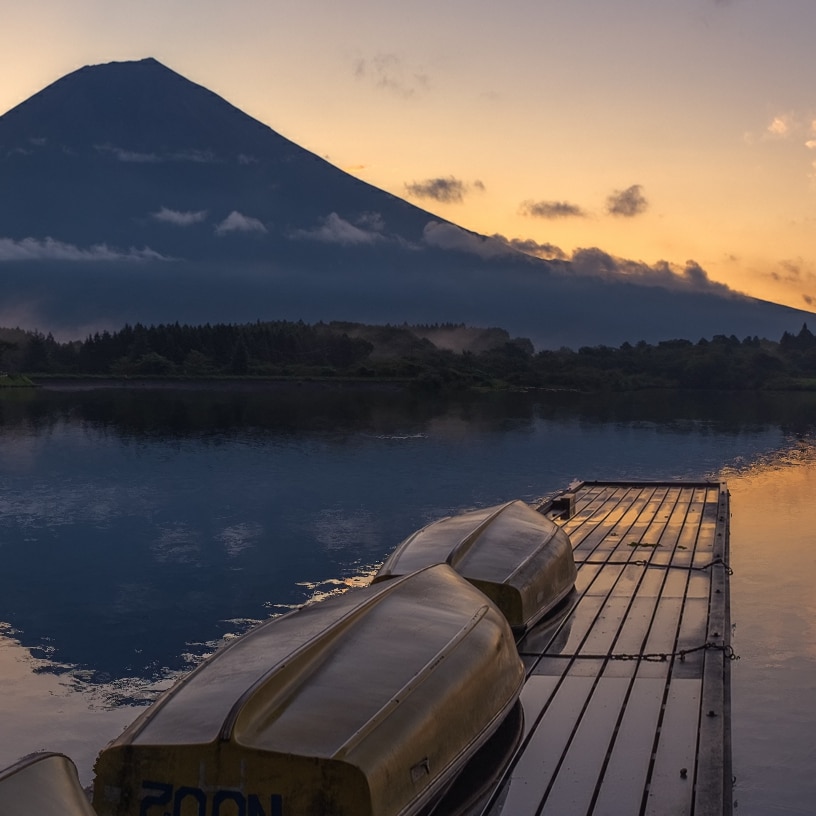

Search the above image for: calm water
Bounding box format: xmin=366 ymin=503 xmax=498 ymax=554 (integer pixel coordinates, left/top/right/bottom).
xmin=1 ymin=383 xmax=814 ymax=813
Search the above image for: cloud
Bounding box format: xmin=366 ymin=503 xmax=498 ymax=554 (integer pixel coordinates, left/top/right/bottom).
xmin=0 ymin=237 xmax=169 ymax=262
xmin=567 ymin=247 xmax=735 ymax=296
xmin=354 ymin=53 xmax=430 ymax=99
xmin=767 ymin=259 xmax=816 ymax=307
xmin=96 ymin=144 xmax=160 ymax=163
xmin=413 ymin=179 xmax=462 ymax=202
xmin=491 ymin=234 xmax=567 ymax=261
xmin=292 ymin=213 xmax=383 ymax=245
xmin=96 ymin=144 xmax=216 ymax=163
xmin=766 ymin=114 xmax=793 ymax=138
xmin=606 ymin=184 xmax=648 ymax=217
xmin=773 ymin=259 xmax=802 ymax=282
xmin=215 ymin=211 xmax=267 ymax=235
xmin=355 ymin=212 xmax=386 ymax=232
xmin=151 ymin=207 xmax=208 ymax=226
xmin=745 ymin=113 xmax=816 ymax=147
xmin=406 ymin=176 xmax=478 ymax=204
xmin=520 ymin=199 xmax=587 ymax=219
xmin=171 ymin=149 xmax=215 ymax=163
xmin=423 ymin=222 xmax=516 ymax=259
xmin=769 ymin=258 xmax=816 ymax=296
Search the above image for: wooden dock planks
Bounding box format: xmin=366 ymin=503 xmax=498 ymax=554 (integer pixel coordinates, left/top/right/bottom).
xmin=469 ymin=481 xmax=732 ymax=816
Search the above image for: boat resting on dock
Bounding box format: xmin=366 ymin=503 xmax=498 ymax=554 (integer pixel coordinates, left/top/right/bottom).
xmin=374 ymin=500 xmax=577 ymax=636
xmin=92 ymin=563 xmax=525 ymax=816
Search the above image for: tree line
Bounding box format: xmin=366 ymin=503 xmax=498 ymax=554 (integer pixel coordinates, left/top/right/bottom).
xmin=2 ymin=320 xmax=816 ymax=391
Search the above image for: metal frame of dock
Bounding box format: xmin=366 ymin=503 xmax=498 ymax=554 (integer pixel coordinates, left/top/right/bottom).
xmin=472 ymin=480 xmax=732 ymax=816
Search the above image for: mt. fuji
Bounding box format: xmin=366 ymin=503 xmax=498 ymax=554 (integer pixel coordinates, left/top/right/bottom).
xmin=0 ymin=58 xmax=811 ymax=345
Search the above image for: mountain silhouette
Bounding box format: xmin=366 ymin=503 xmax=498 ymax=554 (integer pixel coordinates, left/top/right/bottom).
xmin=0 ymin=58 xmax=811 ymax=346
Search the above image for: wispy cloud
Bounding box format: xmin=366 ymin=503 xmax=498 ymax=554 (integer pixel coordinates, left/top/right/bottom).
xmin=771 ymin=258 xmax=803 ymax=283
xmin=520 ymin=199 xmax=587 ymax=219
xmin=766 ymin=114 xmax=794 ymax=138
xmin=405 ymin=176 xmax=484 ymax=204
xmin=746 ymin=114 xmax=816 ymax=181
xmin=423 ymin=222 xmax=515 ymax=259
xmin=353 ymin=53 xmax=430 ymax=98
xmin=215 ymin=211 xmax=267 ymax=235
xmin=96 ymin=144 xmax=217 ymax=163
xmin=292 ymin=213 xmax=383 ymax=245
xmin=95 ymin=144 xmax=160 ymax=163
xmin=151 ymin=207 xmax=208 ymax=226
xmin=766 ymin=257 xmax=816 ymax=307
xmin=745 ymin=112 xmax=814 ymax=145
xmin=0 ymin=237 xmax=169 ymax=262
xmin=606 ymin=184 xmax=649 ymax=217
xmin=355 ymin=212 xmax=386 ymax=232
xmin=492 ymin=234 xmax=567 ymax=260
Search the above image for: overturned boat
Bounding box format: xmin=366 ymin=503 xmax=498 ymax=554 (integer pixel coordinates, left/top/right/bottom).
xmin=374 ymin=500 xmax=577 ymax=635
xmin=93 ymin=563 xmax=524 ymax=816
xmin=0 ymin=753 xmax=97 ymax=816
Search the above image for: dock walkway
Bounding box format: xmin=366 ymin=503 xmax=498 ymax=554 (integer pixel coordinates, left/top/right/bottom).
xmin=473 ymin=480 xmax=732 ymax=816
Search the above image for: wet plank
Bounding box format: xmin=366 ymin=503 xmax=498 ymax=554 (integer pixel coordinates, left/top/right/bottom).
xmin=473 ymin=481 xmax=732 ymax=816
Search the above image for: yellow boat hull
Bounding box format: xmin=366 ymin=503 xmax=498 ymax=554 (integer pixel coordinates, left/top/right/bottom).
xmin=93 ymin=564 xmax=524 ymax=816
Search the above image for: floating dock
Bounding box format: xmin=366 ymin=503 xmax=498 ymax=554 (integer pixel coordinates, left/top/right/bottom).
xmin=470 ymin=480 xmax=732 ymax=816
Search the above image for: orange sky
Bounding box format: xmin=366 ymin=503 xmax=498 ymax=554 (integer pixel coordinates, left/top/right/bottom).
xmin=2 ymin=0 xmax=815 ymax=312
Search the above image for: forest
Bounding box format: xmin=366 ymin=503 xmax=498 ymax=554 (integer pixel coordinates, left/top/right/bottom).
xmin=2 ymin=319 xmax=816 ymax=391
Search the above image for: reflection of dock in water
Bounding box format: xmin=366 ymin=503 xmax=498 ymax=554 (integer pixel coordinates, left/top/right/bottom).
xmin=471 ymin=480 xmax=732 ymax=816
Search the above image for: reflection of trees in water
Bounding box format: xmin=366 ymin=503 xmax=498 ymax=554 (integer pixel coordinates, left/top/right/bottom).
xmin=3 ymin=385 xmax=816 ymax=441
xmin=0 ymin=385 xmax=543 ymax=440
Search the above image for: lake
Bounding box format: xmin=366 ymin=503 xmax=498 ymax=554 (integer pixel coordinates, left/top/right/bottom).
xmin=1 ymin=382 xmax=814 ymax=815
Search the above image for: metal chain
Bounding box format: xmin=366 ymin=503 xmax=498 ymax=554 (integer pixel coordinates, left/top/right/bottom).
xmin=552 ymin=642 xmax=740 ymax=662
xmin=574 ymin=555 xmax=733 ymax=574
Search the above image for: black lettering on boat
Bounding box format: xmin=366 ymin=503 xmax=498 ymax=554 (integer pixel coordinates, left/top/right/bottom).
xmin=174 ymin=786 xmax=206 ymax=816
xmin=139 ymin=783 xmax=282 ymax=816
xmin=140 ymin=781 xmax=172 ymax=816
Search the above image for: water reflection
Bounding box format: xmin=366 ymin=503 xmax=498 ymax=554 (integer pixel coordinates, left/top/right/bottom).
xmin=1 ymin=384 xmax=816 ymax=792
xmin=722 ymin=441 xmax=816 ymax=815
xmin=4 ymin=383 xmax=816 ymax=441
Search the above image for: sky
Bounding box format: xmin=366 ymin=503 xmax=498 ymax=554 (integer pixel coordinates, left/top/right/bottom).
xmin=2 ymin=0 xmax=815 ymax=312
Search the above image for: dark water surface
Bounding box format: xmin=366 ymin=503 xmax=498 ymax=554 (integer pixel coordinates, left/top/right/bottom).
xmin=1 ymin=383 xmax=814 ymax=813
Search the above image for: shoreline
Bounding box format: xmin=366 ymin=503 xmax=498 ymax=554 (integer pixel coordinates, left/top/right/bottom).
xmin=27 ymin=375 xmax=414 ymax=392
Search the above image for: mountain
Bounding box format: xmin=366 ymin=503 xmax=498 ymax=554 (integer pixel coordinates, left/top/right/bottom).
xmin=0 ymin=57 xmax=812 ymax=347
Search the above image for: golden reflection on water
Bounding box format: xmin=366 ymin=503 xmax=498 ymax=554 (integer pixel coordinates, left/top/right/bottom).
xmin=721 ymin=438 xmax=816 ymax=813
xmin=0 ymin=566 xmax=383 ymax=787
xmin=0 ymin=627 xmax=138 ymax=785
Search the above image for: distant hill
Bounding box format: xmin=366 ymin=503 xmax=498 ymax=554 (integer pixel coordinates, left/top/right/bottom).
xmin=0 ymin=58 xmax=812 ymax=347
